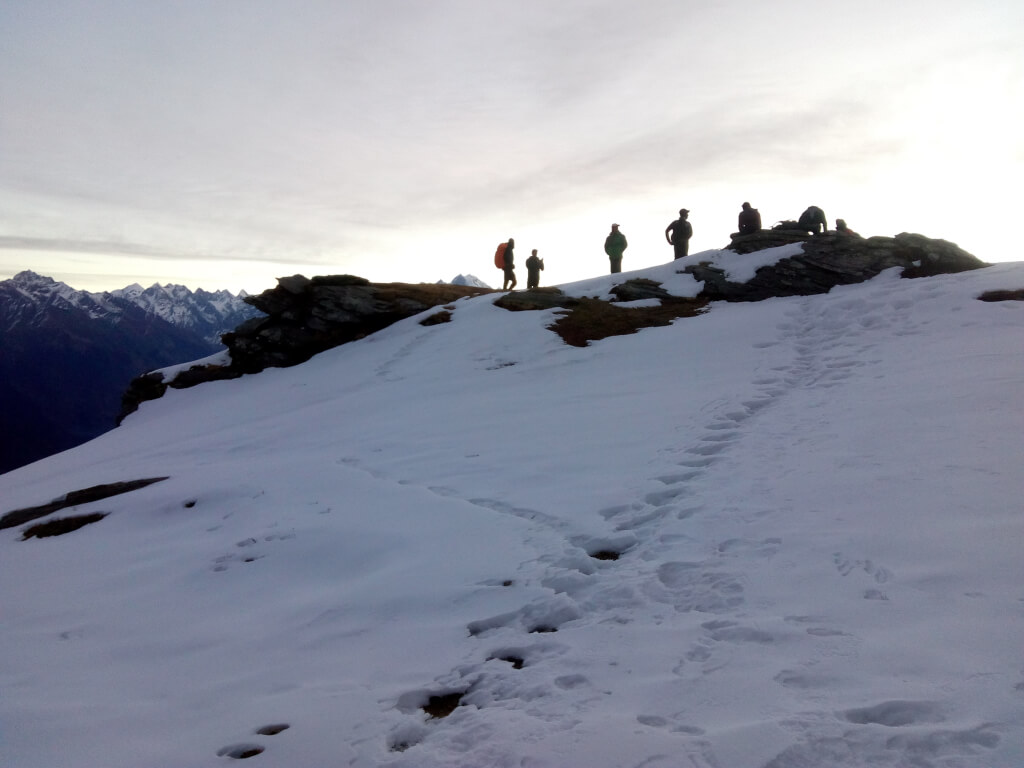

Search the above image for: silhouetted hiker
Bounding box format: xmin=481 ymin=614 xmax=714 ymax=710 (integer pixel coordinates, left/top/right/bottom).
xmin=605 ymin=224 xmax=627 ymax=274
xmin=664 ymin=209 xmax=692 ymax=260
xmin=798 ymin=206 xmax=827 ymax=235
xmin=737 ymin=202 xmax=761 ymax=235
xmin=525 ymin=249 xmax=544 ymax=289
xmin=503 ymin=238 xmax=517 ymax=290
xmin=836 ymin=218 xmax=860 ymax=237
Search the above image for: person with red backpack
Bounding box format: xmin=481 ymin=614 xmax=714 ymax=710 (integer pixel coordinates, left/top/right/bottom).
xmin=496 ymin=238 xmax=517 ymax=290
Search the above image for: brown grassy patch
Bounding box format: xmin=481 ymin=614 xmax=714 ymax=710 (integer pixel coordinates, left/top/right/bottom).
xmin=549 ymin=296 xmax=709 ymax=347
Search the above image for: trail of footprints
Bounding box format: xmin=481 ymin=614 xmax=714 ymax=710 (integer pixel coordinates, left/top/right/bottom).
xmin=374 ymin=291 xmax=999 ymax=763
xmin=217 ymin=723 xmax=290 ymax=760
xmin=380 ymin=301 xmax=819 ymax=756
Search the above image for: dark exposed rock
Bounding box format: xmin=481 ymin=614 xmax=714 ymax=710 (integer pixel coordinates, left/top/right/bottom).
xmin=22 ymin=512 xmax=108 ymax=540
xmin=726 ymin=229 xmax=813 ymax=254
xmin=978 ymin=288 xmax=1024 ymax=302
xmin=694 ymin=232 xmax=987 ymax=302
xmin=420 ymin=310 xmax=453 ymax=326
xmin=609 ymin=278 xmax=672 ymax=302
xmin=224 ymin=276 xmax=492 ymax=375
xmin=493 ymin=287 xmax=575 ymax=312
xmin=118 ymin=277 xmax=493 ymax=418
xmin=0 ymin=477 xmax=168 ymax=530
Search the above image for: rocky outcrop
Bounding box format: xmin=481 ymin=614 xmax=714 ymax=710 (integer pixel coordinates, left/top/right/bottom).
xmin=224 ymin=276 xmax=492 ymax=372
xmin=693 ymin=231 xmax=986 ymax=302
xmin=119 ymin=277 xmax=492 ymax=420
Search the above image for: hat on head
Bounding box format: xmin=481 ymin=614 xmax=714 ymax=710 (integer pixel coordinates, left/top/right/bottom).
xmin=611 ymin=223 xmax=619 ymax=227
xmin=680 ymin=209 xmax=689 ymax=215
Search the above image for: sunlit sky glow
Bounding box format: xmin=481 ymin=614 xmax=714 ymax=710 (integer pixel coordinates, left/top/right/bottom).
xmin=1 ymin=0 xmax=1021 ymax=293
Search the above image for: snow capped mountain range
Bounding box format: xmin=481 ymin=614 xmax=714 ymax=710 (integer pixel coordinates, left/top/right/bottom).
xmin=0 ymin=271 xmax=260 ymax=474
xmin=1 ymin=249 xmax=1022 ymax=767
xmin=3 ymin=270 xmax=256 ymax=346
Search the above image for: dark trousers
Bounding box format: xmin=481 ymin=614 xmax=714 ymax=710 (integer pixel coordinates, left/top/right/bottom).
xmin=610 ymin=257 xmax=622 ymax=274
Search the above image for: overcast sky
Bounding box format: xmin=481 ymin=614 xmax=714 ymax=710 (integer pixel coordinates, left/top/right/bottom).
xmin=1 ymin=0 xmax=1021 ymax=293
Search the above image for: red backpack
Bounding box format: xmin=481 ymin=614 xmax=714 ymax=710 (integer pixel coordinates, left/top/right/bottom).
xmin=494 ymin=242 xmax=508 ymax=269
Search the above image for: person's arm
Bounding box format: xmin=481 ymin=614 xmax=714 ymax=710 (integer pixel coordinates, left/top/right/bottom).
xmin=665 ymin=224 xmax=673 ymax=244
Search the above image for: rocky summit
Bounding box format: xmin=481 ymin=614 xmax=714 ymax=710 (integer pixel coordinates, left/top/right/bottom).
xmin=119 ymin=232 xmax=986 ymax=419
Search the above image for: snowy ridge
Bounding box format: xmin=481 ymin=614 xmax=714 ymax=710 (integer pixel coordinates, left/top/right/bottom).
xmin=1 ymin=258 xmax=1022 ymax=767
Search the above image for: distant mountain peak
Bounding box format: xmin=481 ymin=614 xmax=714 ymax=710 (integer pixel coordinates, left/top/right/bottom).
xmin=440 ymin=274 xmax=491 ymax=288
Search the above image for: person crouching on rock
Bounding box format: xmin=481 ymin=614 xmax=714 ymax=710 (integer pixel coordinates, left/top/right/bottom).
xmin=836 ymin=218 xmax=861 ymax=237
xmin=526 ymin=249 xmax=544 ymax=289
xmin=798 ymin=205 xmax=827 ymax=235
xmin=503 ymin=238 xmax=517 ymax=290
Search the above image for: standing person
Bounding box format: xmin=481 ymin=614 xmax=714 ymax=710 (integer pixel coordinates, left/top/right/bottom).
xmin=664 ymin=209 xmax=692 ymax=260
xmin=604 ymin=223 xmax=627 ymax=274
xmin=502 ymin=237 xmax=517 ymax=290
xmin=737 ymin=202 xmax=761 ymax=235
xmin=525 ymin=249 xmax=544 ymax=289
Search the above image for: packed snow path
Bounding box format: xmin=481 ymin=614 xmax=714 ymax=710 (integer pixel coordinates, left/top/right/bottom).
xmin=1 ymin=258 xmax=1022 ymax=767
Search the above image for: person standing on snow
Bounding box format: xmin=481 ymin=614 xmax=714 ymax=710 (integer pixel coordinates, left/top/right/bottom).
xmin=605 ymin=223 xmax=628 ymax=273
xmin=502 ymin=238 xmax=517 ymax=290
xmin=525 ymin=249 xmax=544 ymax=289
xmin=665 ymin=209 xmax=693 ymax=260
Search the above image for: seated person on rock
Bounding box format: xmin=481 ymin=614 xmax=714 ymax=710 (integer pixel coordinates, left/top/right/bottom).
xmin=836 ymin=218 xmax=861 ymax=237
xmin=737 ymin=202 xmax=762 ymax=235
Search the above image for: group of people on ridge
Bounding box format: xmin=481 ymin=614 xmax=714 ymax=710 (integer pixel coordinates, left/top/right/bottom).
xmin=498 ymin=202 xmax=859 ymax=288
xmin=498 ymin=238 xmax=545 ymax=291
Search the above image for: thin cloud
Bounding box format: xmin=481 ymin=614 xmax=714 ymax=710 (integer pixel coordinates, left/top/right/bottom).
xmin=0 ymin=236 xmax=309 ymax=266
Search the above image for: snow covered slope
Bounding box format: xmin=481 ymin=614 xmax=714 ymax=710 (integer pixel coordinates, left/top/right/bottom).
xmin=1 ymin=254 xmax=1022 ymax=768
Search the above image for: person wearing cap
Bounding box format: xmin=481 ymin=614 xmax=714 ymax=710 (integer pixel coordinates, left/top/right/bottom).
xmin=604 ymin=223 xmax=628 ymax=274
xmin=665 ymin=208 xmax=692 ymax=260
xmin=737 ymin=202 xmax=761 ymax=235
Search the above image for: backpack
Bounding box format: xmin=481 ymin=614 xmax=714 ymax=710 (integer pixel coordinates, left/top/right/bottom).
xmin=772 ymin=220 xmax=803 ymax=231
xmin=494 ymin=242 xmax=508 ymax=269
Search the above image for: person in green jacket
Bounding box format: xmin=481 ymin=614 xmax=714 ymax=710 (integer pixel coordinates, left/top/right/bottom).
xmin=525 ymin=249 xmax=544 ymax=289
xmin=604 ymin=223 xmax=627 ymax=274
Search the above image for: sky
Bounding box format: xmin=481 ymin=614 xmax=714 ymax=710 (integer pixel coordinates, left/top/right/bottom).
xmin=1 ymin=252 xmax=1022 ymax=766
xmin=1 ymin=0 xmax=1022 ymax=294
